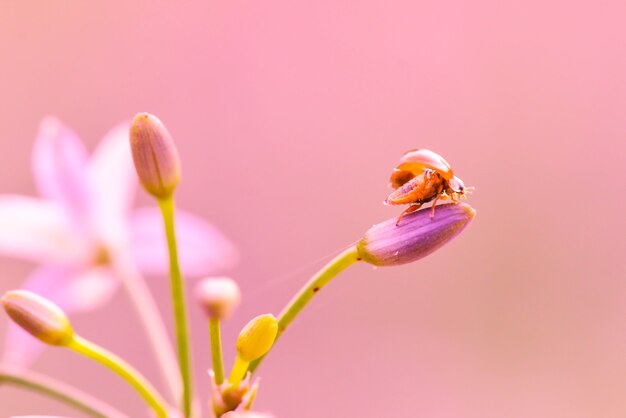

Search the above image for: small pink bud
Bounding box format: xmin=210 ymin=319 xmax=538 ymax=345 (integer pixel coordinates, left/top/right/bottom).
xmin=1 ymin=290 xmax=74 ymax=346
xmin=357 ymin=203 xmax=475 ymax=266
xmin=195 ymin=277 xmax=241 ymax=320
xmin=130 ymin=113 xmax=181 ymax=198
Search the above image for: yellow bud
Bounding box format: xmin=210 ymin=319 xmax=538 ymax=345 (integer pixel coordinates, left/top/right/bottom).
xmin=1 ymin=290 xmax=74 ymax=346
xmin=130 ymin=113 xmax=181 ymax=199
xmin=236 ymin=314 xmax=278 ymax=362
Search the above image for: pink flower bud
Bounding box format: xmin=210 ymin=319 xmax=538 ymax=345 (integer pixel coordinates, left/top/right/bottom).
xmin=129 ymin=113 xmax=181 ymax=198
xmin=357 ymin=203 xmax=475 ymax=266
xmin=195 ymin=277 xmax=241 ymax=320
xmin=1 ymin=290 xmax=74 ymax=346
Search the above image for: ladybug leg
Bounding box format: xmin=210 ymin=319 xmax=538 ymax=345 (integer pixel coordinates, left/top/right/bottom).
xmin=396 ymin=204 xmax=422 ymax=226
xmin=429 ymin=197 xmax=440 ymax=219
xmin=429 ymin=186 xmax=445 ymax=219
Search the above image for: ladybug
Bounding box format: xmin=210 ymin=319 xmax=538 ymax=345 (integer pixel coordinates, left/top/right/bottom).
xmin=385 ymin=149 xmax=469 ymax=226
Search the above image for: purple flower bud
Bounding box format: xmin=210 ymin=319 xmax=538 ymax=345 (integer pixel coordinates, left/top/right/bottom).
xmin=130 ymin=113 xmax=181 ymax=199
xmin=1 ymin=290 xmax=74 ymax=346
xmin=357 ymin=203 xmax=475 ymax=266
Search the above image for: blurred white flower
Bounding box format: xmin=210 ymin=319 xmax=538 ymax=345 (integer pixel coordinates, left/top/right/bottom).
xmin=0 ymin=117 xmax=238 ymax=367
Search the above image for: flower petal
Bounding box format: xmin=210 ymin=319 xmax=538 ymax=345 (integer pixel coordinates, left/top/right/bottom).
xmin=0 ymin=196 xmax=86 ymax=263
xmin=32 ymin=117 xmax=90 ymax=214
xmin=2 ymin=323 xmax=43 ymax=370
xmin=1 ymin=266 xmax=119 ymax=368
xmin=129 ymin=207 xmax=239 ymax=277
xmin=48 ymin=267 xmax=119 ymax=313
xmin=86 ymin=122 xmax=137 ymax=245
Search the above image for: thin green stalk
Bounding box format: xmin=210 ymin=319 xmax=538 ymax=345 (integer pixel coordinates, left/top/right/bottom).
xmin=67 ymin=335 xmax=169 ymax=418
xmin=0 ymin=367 xmax=128 ymax=418
xmin=113 ymin=251 xmax=182 ymax=404
xmin=248 ymin=245 xmax=360 ymax=373
xmin=158 ymin=195 xmax=193 ymax=417
xmin=209 ymin=318 xmax=225 ymax=384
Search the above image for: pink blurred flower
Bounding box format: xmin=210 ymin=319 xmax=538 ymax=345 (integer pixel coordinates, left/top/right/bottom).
xmin=0 ymin=117 xmax=238 ymax=367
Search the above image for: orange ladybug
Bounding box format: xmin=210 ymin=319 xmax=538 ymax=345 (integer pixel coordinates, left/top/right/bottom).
xmin=385 ymin=149 xmax=469 ymax=225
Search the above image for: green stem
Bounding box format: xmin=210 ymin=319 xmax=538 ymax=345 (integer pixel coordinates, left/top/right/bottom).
xmin=158 ymin=195 xmax=193 ymax=417
xmin=248 ymin=245 xmax=360 ymax=374
xmin=67 ymin=336 xmax=169 ymax=418
xmin=0 ymin=367 xmax=128 ymax=418
xmin=113 ymin=251 xmax=182 ymax=404
xmin=209 ymin=318 xmax=225 ymax=384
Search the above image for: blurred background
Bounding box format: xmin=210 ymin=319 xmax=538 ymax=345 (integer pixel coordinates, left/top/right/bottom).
xmin=1 ymin=1 xmax=625 ymax=417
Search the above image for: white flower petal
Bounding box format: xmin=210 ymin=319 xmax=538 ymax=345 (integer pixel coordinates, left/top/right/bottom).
xmin=86 ymin=121 xmax=137 ymax=246
xmin=55 ymin=266 xmax=119 ymax=312
xmin=31 ymin=117 xmax=90 ymax=214
xmin=0 ymin=196 xmax=86 ymax=263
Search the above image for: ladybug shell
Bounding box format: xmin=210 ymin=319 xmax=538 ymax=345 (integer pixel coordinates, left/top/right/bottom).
xmin=389 ymin=149 xmax=454 ymax=189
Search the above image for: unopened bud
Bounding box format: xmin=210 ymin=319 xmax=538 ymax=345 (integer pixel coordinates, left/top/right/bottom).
xmin=357 ymin=203 xmax=475 ymax=266
xmin=1 ymin=290 xmax=74 ymax=346
xmin=196 ymin=277 xmax=241 ymax=320
xmin=130 ymin=113 xmax=181 ymax=198
xmin=236 ymin=314 xmax=278 ymax=362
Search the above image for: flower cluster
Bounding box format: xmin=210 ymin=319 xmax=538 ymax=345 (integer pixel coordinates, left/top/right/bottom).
xmin=0 ymin=113 xmax=475 ymax=418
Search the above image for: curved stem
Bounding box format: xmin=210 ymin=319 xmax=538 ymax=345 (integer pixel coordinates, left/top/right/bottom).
xmin=0 ymin=367 xmax=128 ymax=418
xmin=248 ymin=245 xmax=360 ymax=374
xmin=227 ymin=355 xmax=249 ymax=387
xmin=158 ymin=195 xmax=193 ymax=417
xmin=113 ymin=251 xmax=182 ymax=404
xmin=209 ymin=318 xmax=225 ymax=384
xmin=68 ymin=335 xmax=169 ymax=418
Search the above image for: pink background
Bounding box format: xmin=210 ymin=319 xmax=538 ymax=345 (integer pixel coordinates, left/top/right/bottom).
xmin=1 ymin=1 xmax=625 ymax=417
